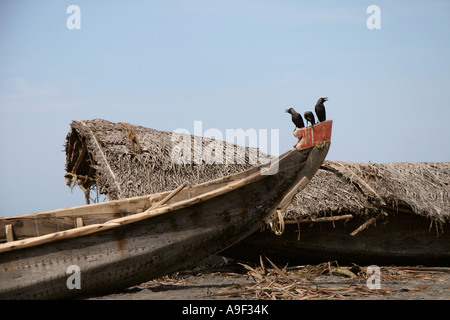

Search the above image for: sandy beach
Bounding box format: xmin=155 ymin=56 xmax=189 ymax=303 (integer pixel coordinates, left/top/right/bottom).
xmin=89 ymin=260 xmax=450 ymax=300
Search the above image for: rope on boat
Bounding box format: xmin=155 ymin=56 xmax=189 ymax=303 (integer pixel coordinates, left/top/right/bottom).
xmin=269 ymin=209 xmax=285 ymax=236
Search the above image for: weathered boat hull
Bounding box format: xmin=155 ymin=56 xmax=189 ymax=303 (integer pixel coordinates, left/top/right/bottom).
xmin=222 ymin=212 xmax=450 ymax=266
xmin=0 ymin=122 xmax=332 ymax=299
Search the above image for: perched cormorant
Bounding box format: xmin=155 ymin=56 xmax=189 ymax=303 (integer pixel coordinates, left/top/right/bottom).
xmin=304 ymin=111 xmax=315 ymax=126
xmin=315 ymin=97 xmax=328 ymax=122
xmin=285 ymin=107 xmax=305 ymax=129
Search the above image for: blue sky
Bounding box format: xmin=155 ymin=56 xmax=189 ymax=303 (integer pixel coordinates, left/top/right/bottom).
xmin=1 ymin=0 xmax=449 ymax=216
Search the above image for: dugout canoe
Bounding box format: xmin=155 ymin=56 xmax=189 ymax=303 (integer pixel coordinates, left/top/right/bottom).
xmin=0 ymin=120 xmax=332 ymax=299
xmin=222 ymin=155 xmax=450 ymax=266
xmin=221 ymin=212 xmax=450 ymax=266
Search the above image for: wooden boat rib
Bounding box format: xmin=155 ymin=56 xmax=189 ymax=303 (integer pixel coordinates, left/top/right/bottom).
xmin=0 ymin=121 xmax=332 ymax=299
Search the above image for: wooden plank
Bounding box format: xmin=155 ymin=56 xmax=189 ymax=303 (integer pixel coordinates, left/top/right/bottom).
xmin=0 ymin=214 xmax=119 ymax=241
xmin=285 ymin=214 xmax=354 ymax=224
xmin=0 ymin=194 xmax=164 ymax=240
xmin=294 ymin=120 xmax=332 ymax=150
xmin=76 ymin=217 xmax=84 ymax=228
xmin=5 ymin=224 xmax=14 ymax=242
xmin=350 ymin=217 xmax=377 ymax=236
xmin=5 ymin=193 xmax=164 ymax=219
xmin=149 ymin=182 xmax=187 ymax=210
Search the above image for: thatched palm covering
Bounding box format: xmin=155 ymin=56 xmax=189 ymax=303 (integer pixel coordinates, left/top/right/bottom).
xmin=64 ymin=119 xmax=272 ymax=202
xmin=65 ymin=119 xmax=449 ymax=223
xmin=285 ymin=161 xmax=450 ymax=224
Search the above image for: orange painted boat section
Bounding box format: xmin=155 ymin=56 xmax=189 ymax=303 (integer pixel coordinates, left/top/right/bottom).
xmin=294 ymin=120 xmax=332 ymax=150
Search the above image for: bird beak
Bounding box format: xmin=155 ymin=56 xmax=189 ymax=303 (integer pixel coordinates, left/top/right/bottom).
xmin=324 ymin=97 xmax=328 ymax=101
xmin=285 ymin=109 xmax=289 ymax=113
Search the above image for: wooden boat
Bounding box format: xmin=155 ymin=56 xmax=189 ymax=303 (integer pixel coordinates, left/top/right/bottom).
xmin=222 ymin=212 xmax=450 ymax=266
xmin=0 ymin=121 xmax=332 ymax=299
xmin=223 ymin=157 xmax=450 ymax=266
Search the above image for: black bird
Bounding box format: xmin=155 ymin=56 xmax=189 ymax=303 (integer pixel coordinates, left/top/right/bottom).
xmin=304 ymin=111 xmax=315 ymax=126
xmin=315 ymin=97 xmax=328 ymax=122
xmin=285 ymin=107 xmax=305 ymax=129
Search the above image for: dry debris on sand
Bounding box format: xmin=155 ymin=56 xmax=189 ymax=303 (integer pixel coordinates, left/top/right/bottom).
xmin=91 ymin=258 xmax=450 ymax=300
